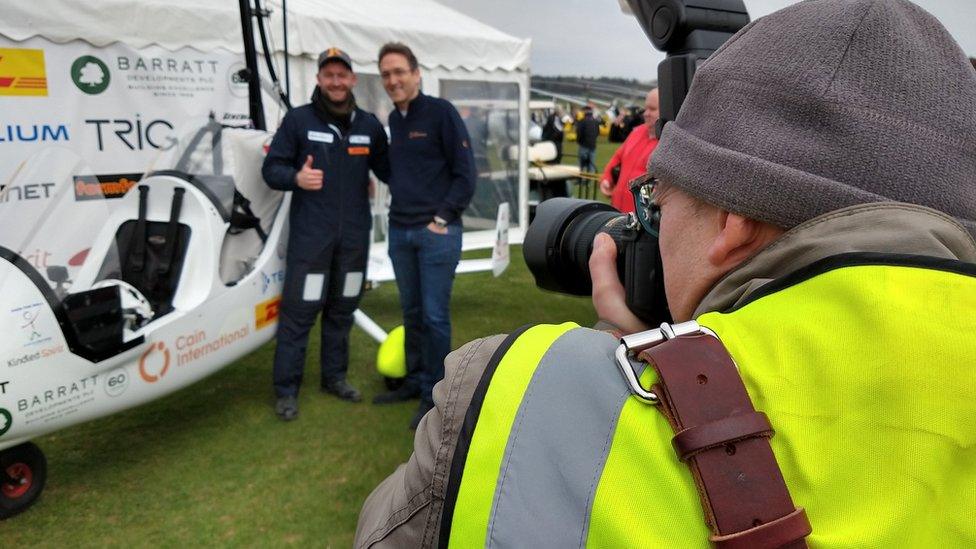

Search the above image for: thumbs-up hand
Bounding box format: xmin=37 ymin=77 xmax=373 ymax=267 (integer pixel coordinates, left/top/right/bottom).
xmin=295 ymin=154 xmax=324 ymax=190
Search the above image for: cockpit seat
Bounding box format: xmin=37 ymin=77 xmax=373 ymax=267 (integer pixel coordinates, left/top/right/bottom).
xmin=97 ymin=185 xmax=190 ymax=318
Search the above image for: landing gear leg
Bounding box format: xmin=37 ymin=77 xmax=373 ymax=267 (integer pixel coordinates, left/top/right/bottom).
xmin=0 ymin=442 xmax=46 ymax=519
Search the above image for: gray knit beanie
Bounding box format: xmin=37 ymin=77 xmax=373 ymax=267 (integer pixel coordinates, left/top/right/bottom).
xmin=649 ymin=0 xmax=976 ymax=236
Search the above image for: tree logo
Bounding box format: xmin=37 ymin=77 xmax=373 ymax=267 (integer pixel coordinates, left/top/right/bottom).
xmin=71 ymin=55 xmax=110 ymax=95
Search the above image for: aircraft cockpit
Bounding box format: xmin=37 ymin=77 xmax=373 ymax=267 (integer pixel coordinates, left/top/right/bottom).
xmin=0 ymin=123 xmax=283 ymax=365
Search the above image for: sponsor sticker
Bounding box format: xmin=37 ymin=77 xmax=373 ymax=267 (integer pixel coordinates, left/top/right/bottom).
xmin=16 ymin=375 xmax=99 ymax=427
xmin=0 ymin=408 xmax=11 ymax=437
xmin=221 ymin=112 xmax=249 ymax=122
xmin=6 ymin=345 xmax=63 ymax=367
xmin=85 ymin=117 xmax=175 ymax=151
xmin=0 ymin=48 xmax=47 ymax=96
xmin=21 ymin=249 xmax=53 ymax=270
xmin=0 ymin=123 xmax=69 ymax=144
xmin=73 ymin=173 xmax=141 ymax=201
xmin=0 ymin=183 xmax=55 ymax=203
xmin=71 ymin=55 xmax=111 ymax=95
xmin=104 ymin=368 xmax=130 ymax=397
xmin=227 ymin=62 xmax=249 ymax=98
xmin=308 ymin=131 xmax=334 ymax=144
xmin=261 ymin=270 xmax=285 ymax=295
xmin=349 ymin=135 xmax=371 ymax=145
xmin=174 ymin=326 xmax=250 ymax=367
xmin=8 ymin=302 xmax=55 ymax=350
xmin=115 ymin=54 xmax=223 ymax=99
xmin=139 ymin=342 xmax=171 ymax=383
xmin=255 ymin=296 xmax=282 ymax=331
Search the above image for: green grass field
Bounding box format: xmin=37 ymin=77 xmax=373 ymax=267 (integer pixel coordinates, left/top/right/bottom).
xmin=2 ymin=247 xmax=598 ymax=546
xmin=562 ymin=135 xmax=619 ymax=176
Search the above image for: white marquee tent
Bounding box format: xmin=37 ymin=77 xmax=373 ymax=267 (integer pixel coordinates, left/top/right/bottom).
xmin=1 ymin=0 xmax=533 ymax=232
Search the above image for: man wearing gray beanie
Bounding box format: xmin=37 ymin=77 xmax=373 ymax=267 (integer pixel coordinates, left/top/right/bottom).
xmin=356 ymin=2 xmax=976 ymax=547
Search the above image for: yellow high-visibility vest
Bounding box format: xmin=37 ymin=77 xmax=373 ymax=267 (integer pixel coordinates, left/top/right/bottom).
xmin=442 ymin=255 xmax=976 ymax=548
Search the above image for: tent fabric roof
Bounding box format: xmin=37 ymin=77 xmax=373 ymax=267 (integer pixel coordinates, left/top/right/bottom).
xmin=1 ymin=0 xmax=531 ymax=72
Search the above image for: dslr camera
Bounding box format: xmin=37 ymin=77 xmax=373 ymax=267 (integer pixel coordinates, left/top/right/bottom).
xmin=523 ymin=0 xmax=750 ymax=326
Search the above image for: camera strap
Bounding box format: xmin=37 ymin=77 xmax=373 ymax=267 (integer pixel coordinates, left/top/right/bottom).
xmin=638 ymin=334 xmax=812 ymax=548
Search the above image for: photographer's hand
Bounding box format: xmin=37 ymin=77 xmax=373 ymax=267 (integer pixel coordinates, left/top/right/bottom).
xmin=589 ymin=233 xmax=651 ymax=334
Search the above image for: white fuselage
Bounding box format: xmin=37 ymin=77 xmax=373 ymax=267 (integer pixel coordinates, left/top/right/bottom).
xmin=0 ymin=174 xmax=290 ymax=451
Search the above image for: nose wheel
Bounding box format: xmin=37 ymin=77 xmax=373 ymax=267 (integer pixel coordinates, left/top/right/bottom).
xmin=0 ymin=442 xmax=46 ymax=519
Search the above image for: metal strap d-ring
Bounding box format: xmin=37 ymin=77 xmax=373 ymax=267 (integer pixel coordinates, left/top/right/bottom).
xmin=614 ymin=321 xmax=717 ymax=405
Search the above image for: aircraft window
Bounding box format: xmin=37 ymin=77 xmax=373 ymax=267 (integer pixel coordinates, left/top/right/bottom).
xmin=440 ymin=79 xmax=522 ymax=230
xmin=157 ymin=123 xmax=282 ymax=285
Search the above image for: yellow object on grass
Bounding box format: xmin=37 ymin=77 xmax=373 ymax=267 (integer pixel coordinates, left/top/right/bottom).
xmin=376 ymin=325 xmax=407 ymax=378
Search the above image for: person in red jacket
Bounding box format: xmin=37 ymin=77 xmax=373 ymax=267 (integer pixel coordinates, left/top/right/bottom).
xmin=599 ymin=88 xmax=659 ymax=213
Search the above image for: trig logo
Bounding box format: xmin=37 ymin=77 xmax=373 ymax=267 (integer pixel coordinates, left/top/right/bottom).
xmin=139 ymin=341 xmax=171 ymax=383
xmin=0 ymin=48 xmax=47 ymax=96
xmin=71 ymin=55 xmax=110 ymax=95
xmin=255 ymin=296 xmax=281 ymax=330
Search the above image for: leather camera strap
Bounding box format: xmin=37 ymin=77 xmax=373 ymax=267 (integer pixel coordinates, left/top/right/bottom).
xmin=639 ymin=334 xmax=812 ymax=548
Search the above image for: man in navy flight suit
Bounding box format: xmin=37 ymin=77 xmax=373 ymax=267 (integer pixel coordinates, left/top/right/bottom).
xmin=371 ymin=42 xmax=476 ymax=429
xmin=262 ymin=47 xmax=390 ymax=421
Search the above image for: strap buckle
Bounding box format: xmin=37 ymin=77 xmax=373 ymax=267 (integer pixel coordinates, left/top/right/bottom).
xmin=613 ymin=320 xmax=718 ymax=405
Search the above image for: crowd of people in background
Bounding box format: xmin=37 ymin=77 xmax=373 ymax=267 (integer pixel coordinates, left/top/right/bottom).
xmin=608 ymin=103 xmax=646 ymax=143
xmin=531 ymin=88 xmax=660 ymax=213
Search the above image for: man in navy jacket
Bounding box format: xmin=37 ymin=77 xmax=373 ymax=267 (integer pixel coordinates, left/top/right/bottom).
xmin=262 ymin=47 xmax=390 ymax=421
xmin=372 ymin=42 xmax=476 ymax=429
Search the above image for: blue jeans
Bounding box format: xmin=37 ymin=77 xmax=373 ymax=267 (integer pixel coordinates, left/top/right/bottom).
xmin=388 ymin=223 xmax=462 ymax=404
xmin=579 ymin=145 xmax=597 ymax=173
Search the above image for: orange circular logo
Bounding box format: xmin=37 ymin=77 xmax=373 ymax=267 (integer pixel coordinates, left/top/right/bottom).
xmin=139 ymin=342 xmax=170 ymax=383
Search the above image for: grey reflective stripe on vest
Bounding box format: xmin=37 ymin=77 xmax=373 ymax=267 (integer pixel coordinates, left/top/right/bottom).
xmin=485 ymin=327 xmax=645 ymax=548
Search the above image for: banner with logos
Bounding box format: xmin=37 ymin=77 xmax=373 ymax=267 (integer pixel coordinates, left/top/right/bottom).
xmin=0 ymin=36 xmax=250 ymax=203
xmin=0 ymin=36 xmax=250 ymax=281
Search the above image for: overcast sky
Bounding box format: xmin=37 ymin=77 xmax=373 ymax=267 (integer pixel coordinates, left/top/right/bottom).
xmin=437 ymin=0 xmax=976 ymax=80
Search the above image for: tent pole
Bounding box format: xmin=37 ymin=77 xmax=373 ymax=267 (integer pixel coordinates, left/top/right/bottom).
xmin=283 ymin=0 xmax=290 ymax=102
xmin=238 ymin=0 xmax=266 ymax=130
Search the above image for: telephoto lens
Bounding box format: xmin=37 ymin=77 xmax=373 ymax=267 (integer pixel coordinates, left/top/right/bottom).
xmin=523 ymin=197 xmax=671 ymax=325
xmin=523 ymin=196 xmax=651 ymax=296
xmin=523 ymin=198 xmax=627 ymax=296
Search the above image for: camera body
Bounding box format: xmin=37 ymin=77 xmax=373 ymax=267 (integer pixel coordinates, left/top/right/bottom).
xmin=522 ymin=1 xmax=749 ymax=323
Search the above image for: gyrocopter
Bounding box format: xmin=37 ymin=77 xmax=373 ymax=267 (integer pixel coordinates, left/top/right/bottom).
xmin=0 ymin=0 xmax=514 ymax=518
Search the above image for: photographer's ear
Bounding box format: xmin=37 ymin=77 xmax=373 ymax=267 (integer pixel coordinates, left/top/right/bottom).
xmin=706 ymin=212 xmax=784 ymax=271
